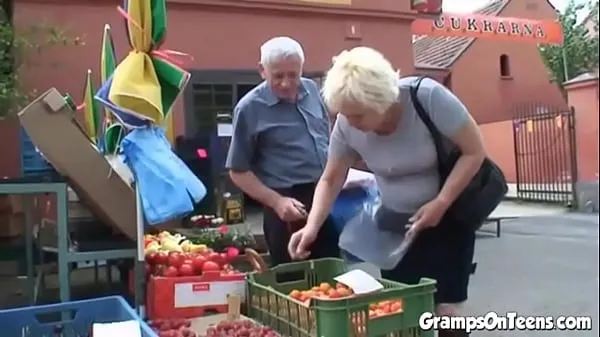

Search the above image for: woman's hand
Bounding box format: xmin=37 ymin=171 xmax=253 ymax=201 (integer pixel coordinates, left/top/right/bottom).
xmin=408 ymin=197 xmax=450 ymax=233
xmin=288 ymin=225 xmax=320 ymax=260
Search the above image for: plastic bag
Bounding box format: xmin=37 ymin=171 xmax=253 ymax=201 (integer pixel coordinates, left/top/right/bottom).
xmin=121 ymin=127 xmax=207 ymax=225
xmin=338 ymin=193 xmax=415 ymax=270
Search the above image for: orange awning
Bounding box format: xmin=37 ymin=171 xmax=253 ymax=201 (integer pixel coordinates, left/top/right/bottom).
xmin=412 ymin=13 xmax=563 ymax=45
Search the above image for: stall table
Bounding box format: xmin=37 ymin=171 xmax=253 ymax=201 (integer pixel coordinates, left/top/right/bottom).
xmin=0 ymin=174 xmax=143 ymax=309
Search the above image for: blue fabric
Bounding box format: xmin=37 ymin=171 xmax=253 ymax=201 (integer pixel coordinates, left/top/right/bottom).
xmin=121 ymin=127 xmax=207 ymax=225
xmin=331 ymin=186 xmax=379 ymax=263
xmin=95 ymin=76 xmax=152 ymax=129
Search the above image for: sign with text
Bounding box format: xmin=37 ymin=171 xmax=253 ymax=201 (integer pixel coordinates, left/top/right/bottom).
xmin=412 ymin=13 xmax=564 ymax=45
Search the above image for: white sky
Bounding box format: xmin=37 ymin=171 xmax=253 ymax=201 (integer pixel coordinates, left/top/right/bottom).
xmin=443 ymin=0 xmax=569 ymax=13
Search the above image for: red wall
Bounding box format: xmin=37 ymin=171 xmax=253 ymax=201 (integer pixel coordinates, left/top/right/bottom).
xmin=451 ymin=0 xmax=567 ymax=124
xmin=479 ymin=120 xmax=516 ymax=183
xmin=566 ymin=79 xmax=599 ymax=182
xmin=1 ymin=0 xmax=415 ymax=177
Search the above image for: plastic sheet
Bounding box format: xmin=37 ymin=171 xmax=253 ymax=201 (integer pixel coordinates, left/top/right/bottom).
xmin=338 ymin=193 xmax=415 ymax=270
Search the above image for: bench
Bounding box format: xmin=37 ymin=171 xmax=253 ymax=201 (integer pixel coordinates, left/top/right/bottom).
xmin=482 ymin=217 xmax=503 ymax=237
xmin=481 ymin=217 xmax=518 ymax=238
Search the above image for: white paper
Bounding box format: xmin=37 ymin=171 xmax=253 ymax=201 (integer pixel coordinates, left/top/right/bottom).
xmin=334 ymin=269 xmax=383 ymax=295
xmin=217 ymin=123 xmax=233 ymax=137
xmin=93 ymin=320 xmax=141 ymax=337
xmin=174 ymin=280 xmax=246 ymax=308
xmin=343 ymin=168 xmax=376 ymax=189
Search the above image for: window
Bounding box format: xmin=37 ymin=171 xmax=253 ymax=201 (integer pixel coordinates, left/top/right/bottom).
xmin=500 ymin=54 xmax=511 ymax=77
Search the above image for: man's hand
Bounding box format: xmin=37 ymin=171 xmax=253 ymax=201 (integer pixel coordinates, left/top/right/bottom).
xmin=274 ymin=197 xmax=307 ymax=222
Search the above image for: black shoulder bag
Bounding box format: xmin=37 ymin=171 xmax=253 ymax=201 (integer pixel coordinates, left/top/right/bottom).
xmin=410 ymin=77 xmax=508 ymax=231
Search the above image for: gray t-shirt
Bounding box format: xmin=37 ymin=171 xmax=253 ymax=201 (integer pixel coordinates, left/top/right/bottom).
xmin=329 ymin=76 xmax=470 ymax=213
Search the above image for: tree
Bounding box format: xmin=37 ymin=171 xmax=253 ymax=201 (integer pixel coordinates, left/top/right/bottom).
xmin=0 ymin=5 xmax=82 ymax=118
xmin=539 ymin=0 xmax=599 ymax=86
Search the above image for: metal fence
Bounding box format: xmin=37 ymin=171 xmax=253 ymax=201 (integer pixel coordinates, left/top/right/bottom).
xmin=512 ymin=103 xmax=578 ymax=206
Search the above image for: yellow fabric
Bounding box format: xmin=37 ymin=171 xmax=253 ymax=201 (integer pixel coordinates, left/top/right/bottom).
xmin=83 ymin=74 xmax=97 ymax=143
xmin=109 ymin=0 xmax=164 ymax=124
xmin=165 ymin=112 xmax=174 ymax=145
xmin=127 ymin=0 xmax=152 ymax=52
xmin=109 ymin=52 xmax=163 ymax=124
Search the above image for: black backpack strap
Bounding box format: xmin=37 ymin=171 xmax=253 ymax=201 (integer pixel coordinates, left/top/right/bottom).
xmin=409 ymin=77 xmax=447 ymax=182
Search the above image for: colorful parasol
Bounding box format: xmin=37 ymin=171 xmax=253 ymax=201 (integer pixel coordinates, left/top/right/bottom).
xmin=100 ymin=24 xmax=124 ymax=154
xmin=93 ymin=0 xmax=202 ymax=268
xmin=82 ymin=69 xmax=101 ymax=144
xmin=95 ymin=0 xmax=190 ymax=133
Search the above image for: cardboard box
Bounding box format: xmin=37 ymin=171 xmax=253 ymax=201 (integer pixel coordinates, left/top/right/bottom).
xmin=145 ymin=271 xmax=246 ymax=320
xmin=18 ymin=88 xmax=139 ymax=239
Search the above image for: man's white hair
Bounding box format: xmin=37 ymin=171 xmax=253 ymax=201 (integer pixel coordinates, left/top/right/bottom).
xmin=322 ymin=47 xmax=399 ymax=114
xmin=260 ymin=36 xmax=305 ymax=66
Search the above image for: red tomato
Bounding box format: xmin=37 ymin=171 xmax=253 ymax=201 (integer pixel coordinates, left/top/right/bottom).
xmin=153 ymin=264 xmax=167 ymax=276
xmin=220 ymin=253 xmax=229 ymax=264
xmin=192 ymin=255 xmax=207 ymax=273
xmin=145 ymin=252 xmax=157 ymax=265
xmin=167 ymin=252 xmax=183 ymax=268
xmin=179 ymin=263 xmax=195 ymax=276
xmin=155 ymin=251 xmax=169 ymax=265
xmin=208 ymin=252 xmax=224 ymax=266
xmin=164 ymin=266 xmax=179 ymax=277
xmin=202 ymin=261 xmax=221 ymax=272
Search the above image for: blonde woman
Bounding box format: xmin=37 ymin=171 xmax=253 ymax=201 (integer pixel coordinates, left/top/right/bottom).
xmin=288 ymin=47 xmax=486 ymax=337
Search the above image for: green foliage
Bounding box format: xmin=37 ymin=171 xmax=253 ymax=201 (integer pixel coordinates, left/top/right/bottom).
xmin=188 ymin=227 xmax=257 ymax=252
xmin=0 ymin=7 xmax=83 ymax=118
xmin=539 ymin=0 xmax=599 ymax=86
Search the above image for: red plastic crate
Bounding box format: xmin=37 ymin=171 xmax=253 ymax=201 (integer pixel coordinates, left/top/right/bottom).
xmin=146 ymin=271 xmax=246 ymax=320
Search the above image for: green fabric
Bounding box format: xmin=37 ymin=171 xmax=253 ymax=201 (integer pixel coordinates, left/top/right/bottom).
xmin=102 ymin=31 xmax=117 ymax=82
xmin=151 ymin=0 xmax=167 ymax=47
xmin=64 ymin=94 xmax=77 ymax=111
xmin=104 ymin=123 xmax=125 ymax=154
xmin=152 ymin=57 xmax=188 ymax=116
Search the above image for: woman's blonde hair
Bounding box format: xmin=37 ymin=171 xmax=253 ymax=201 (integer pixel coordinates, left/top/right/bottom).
xmin=321 ymin=47 xmax=399 ymax=115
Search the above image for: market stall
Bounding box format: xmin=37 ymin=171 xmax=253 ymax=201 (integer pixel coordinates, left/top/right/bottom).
xmin=0 ymin=0 xmax=444 ymax=335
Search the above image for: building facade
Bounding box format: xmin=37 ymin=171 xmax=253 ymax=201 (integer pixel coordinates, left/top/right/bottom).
xmin=1 ymin=0 xmax=419 ymax=177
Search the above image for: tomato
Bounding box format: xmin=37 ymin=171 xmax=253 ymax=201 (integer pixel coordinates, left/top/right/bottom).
xmin=192 ymin=255 xmax=207 ymax=273
xmin=145 ymin=252 xmax=156 ymax=265
xmin=179 ymin=263 xmax=195 ymax=276
xmin=167 ymin=252 xmax=183 ymax=268
xmin=164 ymin=265 xmax=179 ymax=277
xmin=208 ymin=252 xmax=224 ymax=266
xmin=220 ymin=253 xmax=229 ymax=264
xmin=202 ymin=261 xmax=221 ymax=272
xmin=155 ymin=251 xmax=169 ymax=265
xmin=153 ymin=264 xmax=167 ymax=276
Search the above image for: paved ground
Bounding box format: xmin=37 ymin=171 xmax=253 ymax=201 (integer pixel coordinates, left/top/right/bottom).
xmin=465 ymin=213 xmax=599 ymax=336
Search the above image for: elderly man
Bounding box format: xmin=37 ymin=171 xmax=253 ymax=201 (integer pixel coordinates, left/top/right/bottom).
xmin=225 ymin=36 xmax=339 ymax=266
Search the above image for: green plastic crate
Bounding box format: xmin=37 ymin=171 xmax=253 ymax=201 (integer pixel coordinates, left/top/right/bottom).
xmin=247 ymin=258 xmax=436 ymax=337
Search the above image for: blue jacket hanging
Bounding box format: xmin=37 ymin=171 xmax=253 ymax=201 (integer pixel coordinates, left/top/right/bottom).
xmin=120 ymin=127 xmax=207 ymax=225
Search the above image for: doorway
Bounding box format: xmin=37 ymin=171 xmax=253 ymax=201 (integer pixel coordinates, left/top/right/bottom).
xmin=182 ymin=70 xmax=325 ymax=214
